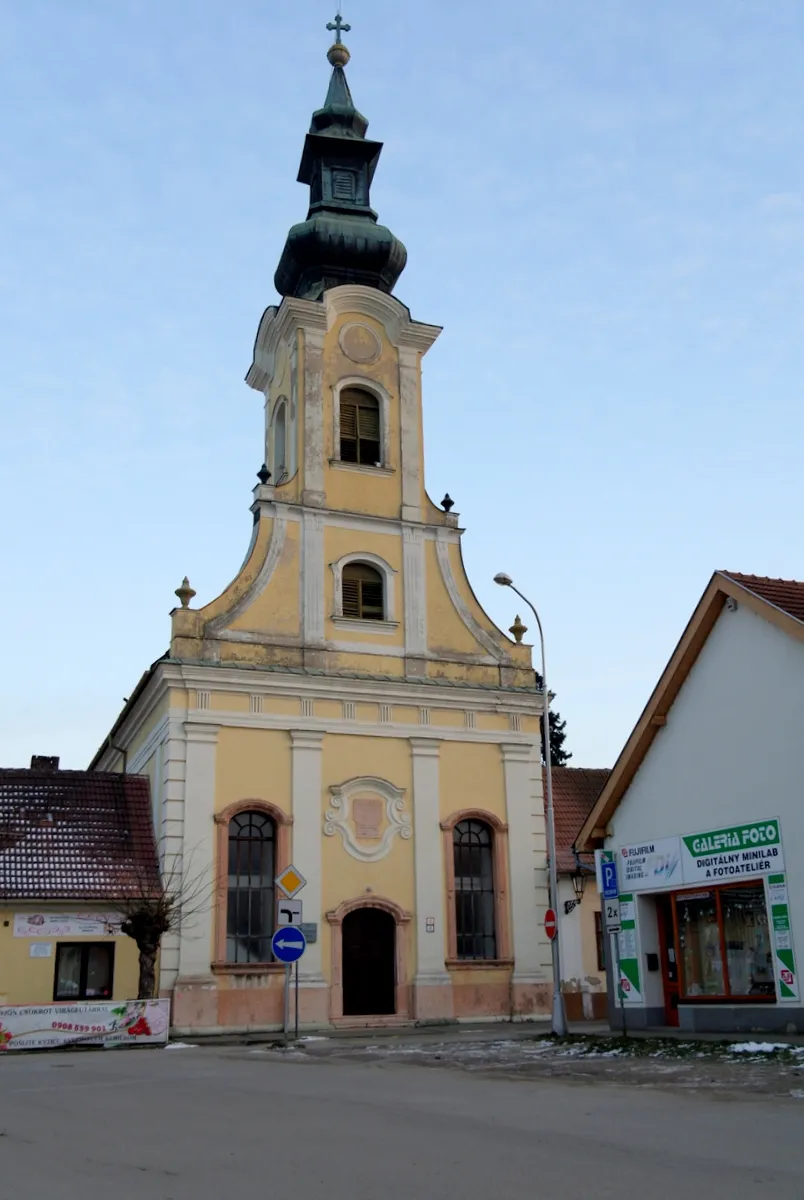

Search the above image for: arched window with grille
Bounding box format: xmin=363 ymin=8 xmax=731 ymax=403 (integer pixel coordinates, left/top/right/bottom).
xmin=339 ymin=387 xmax=381 ymax=466
xmin=342 ymin=562 xmax=384 ymax=621
xmin=226 ymin=811 xmax=276 ymax=963
xmin=453 ymin=819 xmax=496 ymax=960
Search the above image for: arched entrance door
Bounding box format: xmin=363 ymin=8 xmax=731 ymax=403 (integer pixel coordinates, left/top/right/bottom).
xmin=342 ymin=907 xmax=396 ymax=1016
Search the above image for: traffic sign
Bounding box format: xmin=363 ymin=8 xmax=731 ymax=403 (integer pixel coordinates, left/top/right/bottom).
xmin=544 ymin=909 xmax=557 ymax=941
xmin=603 ymin=898 xmax=621 ymax=934
xmin=601 ymin=858 xmax=619 ymax=901
xmin=271 ymin=926 xmax=307 ymax=964
xmin=277 ymin=898 xmax=303 ymax=926
xmin=275 ymin=864 xmax=306 ymax=900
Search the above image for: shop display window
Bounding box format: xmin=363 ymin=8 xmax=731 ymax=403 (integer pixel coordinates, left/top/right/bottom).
xmin=674 ymin=882 xmax=774 ymax=1001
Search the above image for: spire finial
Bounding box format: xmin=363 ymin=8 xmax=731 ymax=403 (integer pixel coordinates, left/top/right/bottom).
xmin=326 ymin=11 xmax=351 ymax=66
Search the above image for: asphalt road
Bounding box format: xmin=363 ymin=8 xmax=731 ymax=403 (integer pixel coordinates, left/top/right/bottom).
xmin=0 ymin=1045 xmax=802 ymax=1200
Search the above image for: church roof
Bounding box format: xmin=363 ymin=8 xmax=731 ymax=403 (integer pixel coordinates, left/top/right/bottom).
xmin=0 ymin=765 xmax=160 ymax=901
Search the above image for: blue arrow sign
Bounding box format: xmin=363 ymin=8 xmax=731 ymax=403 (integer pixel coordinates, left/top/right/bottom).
xmin=271 ymin=925 xmax=307 ymax=964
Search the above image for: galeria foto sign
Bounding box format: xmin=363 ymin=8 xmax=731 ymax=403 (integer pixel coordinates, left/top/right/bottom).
xmin=618 ymin=818 xmax=784 ymax=892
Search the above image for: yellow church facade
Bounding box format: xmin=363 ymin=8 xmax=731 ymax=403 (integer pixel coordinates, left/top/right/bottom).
xmin=92 ymin=30 xmax=552 ymax=1031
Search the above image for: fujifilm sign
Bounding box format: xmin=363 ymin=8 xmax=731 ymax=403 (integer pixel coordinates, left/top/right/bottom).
xmin=618 ymin=819 xmax=784 ymax=892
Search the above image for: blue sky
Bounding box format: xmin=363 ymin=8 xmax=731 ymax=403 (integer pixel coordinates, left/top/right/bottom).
xmin=1 ymin=1 xmax=802 ymax=770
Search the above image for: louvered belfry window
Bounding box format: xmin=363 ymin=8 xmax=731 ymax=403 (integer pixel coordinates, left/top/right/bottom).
xmin=340 ymin=388 xmax=381 ymax=465
xmin=342 ymin=563 xmax=384 ymax=621
xmin=332 ymin=169 xmax=357 ymax=201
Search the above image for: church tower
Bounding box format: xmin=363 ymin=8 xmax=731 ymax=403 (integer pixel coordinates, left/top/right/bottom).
xmin=93 ymin=20 xmax=552 ymax=1031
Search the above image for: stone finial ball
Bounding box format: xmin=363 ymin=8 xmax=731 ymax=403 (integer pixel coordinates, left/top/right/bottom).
xmin=327 ymin=42 xmax=351 ymax=67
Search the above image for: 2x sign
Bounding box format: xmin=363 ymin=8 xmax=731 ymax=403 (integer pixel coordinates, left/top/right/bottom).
xmin=603 ymin=899 xmax=621 ymax=933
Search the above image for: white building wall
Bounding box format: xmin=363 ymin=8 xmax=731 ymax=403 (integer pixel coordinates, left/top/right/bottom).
xmin=557 ymin=877 xmax=584 ymax=984
xmin=607 ymin=601 xmax=804 ymax=1002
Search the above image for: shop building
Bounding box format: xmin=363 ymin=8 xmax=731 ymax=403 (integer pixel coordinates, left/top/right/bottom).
xmin=0 ymin=759 xmax=160 ymax=1007
xmin=578 ymin=572 xmax=803 ymax=1033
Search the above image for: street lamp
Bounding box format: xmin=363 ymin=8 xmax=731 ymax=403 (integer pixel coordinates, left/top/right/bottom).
xmin=493 ymin=572 xmax=568 ymax=1036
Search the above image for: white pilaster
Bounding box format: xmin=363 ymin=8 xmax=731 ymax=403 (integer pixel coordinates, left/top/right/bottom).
xmin=410 ymin=738 xmax=452 ymax=1016
xmin=301 ymin=509 xmax=325 ymax=645
xmin=501 ymin=741 xmax=549 ymax=985
xmin=398 ymin=345 xmax=422 ymax=522
xmin=158 ymin=717 xmax=187 ymax=990
xmin=302 ymin=327 xmax=326 ymax=506
xmin=403 ymin=524 xmax=427 ymax=659
xmin=176 ymin=723 xmax=219 ymax=980
xmin=290 ymin=729 xmax=326 ymax=984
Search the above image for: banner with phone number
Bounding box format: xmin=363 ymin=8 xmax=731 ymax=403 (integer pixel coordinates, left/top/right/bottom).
xmin=0 ymin=999 xmax=169 ymax=1051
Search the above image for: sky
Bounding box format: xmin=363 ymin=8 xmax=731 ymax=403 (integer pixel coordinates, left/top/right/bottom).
xmin=1 ymin=1 xmax=803 ymax=771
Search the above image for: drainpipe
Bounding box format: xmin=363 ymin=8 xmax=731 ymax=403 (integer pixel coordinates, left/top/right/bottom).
xmin=108 ymin=734 xmax=127 ymax=775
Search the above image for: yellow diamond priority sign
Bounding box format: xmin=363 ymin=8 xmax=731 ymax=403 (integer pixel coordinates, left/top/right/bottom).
xmin=275 ymin=864 xmax=306 ymax=900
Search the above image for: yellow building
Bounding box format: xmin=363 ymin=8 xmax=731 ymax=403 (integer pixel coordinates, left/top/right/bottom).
xmin=91 ymin=27 xmax=552 ymax=1032
xmin=0 ymin=759 xmax=155 ymax=1009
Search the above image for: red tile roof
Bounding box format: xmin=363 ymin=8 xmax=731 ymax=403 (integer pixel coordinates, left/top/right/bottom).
xmin=0 ymin=769 xmax=161 ymax=901
xmin=723 ymin=573 xmax=804 ymax=624
xmin=546 ymin=767 xmax=611 ymax=873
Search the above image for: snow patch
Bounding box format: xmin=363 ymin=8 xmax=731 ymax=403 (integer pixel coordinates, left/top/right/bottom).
xmin=729 ymin=1042 xmax=790 ymax=1054
xmin=164 ymin=1041 xmax=198 ymax=1050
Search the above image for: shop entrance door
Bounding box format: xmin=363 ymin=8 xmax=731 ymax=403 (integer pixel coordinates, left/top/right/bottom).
xmin=656 ymin=895 xmax=680 ymax=1027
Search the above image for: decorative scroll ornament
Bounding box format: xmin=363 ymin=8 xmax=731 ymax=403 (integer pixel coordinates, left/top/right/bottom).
xmin=324 ymin=776 xmax=412 ymax=862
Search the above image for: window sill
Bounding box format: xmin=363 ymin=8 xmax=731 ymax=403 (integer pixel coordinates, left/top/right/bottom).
xmin=331 ymin=617 xmax=400 ymax=634
xmin=211 ymin=962 xmax=286 ymax=976
xmin=329 ymin=459 xmax=394 ymax=476
xmin=445 ymin=958 xmax=515 ymax=970
xmin=677 ymin=994 xmax=777 ymax=1005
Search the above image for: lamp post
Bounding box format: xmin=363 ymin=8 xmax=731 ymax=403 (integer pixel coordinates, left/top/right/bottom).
xmin=493 ymin=572 xmax=568 ymax=1037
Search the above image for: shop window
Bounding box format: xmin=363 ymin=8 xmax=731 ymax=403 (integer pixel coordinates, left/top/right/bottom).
xmin=342 ymin=562 xmax=384 ymax=620
xmin=339 ymin=388 xmax=381 ymax=465
xmin=594 ymin=910 xmax=605 ymax=971
xmin=675 ymin=882 xmax=774 ymax=1000
xmin=226 ymin=811 xmax=276 ymax=963
xmin=453 ymin=819 xmax=496 ymax=960
xmin=54 ymin=943 xmax=114 ymax=1002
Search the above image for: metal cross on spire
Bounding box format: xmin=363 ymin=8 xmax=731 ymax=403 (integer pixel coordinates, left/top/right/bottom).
xmin=326 ymin=12 xmax=351 ymax=44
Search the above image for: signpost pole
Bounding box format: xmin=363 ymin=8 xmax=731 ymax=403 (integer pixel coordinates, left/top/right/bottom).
xmin=611 ymin=932 xmax=627 ymax=1039
xmin=294 ymin=960 xmax=299 ymax=1041
xmin=283 ymin=965 xmax=291 ymax=1045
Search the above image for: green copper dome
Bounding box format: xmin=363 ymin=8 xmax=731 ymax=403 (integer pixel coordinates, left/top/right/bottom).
xmin=274 ymin=36 xmax=407 ymax=301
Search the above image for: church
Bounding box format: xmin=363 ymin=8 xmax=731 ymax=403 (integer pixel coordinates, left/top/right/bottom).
xmin=91 ymin=20 xmax=552 ymax=1032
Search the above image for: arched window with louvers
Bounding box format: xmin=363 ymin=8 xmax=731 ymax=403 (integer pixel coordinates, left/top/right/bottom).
xmin=341 ymin=562 xmax=385 ymax=622
xmin=339 ymin=387 xmax=381 ymax=466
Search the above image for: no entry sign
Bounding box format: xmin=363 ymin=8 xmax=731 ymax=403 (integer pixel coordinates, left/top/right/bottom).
xmin=544 ymin=909 xmax=557 ymax=940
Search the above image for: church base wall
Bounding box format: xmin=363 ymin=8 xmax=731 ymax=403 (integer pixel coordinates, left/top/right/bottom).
xmin=412 ymin=977 xmax=455 ymax=1021
xmin=172 ymin=977 xmax=219 ymax=1028
xmin=512 ymin=981 xmax=552 ymax=1018
xmin=168 ymin=977 xmax=549 ymax=1031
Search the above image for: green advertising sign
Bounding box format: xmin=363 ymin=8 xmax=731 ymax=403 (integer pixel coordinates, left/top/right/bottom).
xmin=768 ymin=873 xmax=798 ymax=1001
xmin=616 ymin=895 xmax=642 ymax=1004
xmin=680 ymin=818 xmax=783 ymax=884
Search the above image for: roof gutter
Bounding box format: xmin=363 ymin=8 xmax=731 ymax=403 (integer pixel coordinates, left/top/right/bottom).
xmin=87 ymin=655 xmax=166 ymax=771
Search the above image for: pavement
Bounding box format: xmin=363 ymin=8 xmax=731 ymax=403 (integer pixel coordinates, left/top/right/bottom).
xmin=1 ymin=1040 xmax=804 ymax=1199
